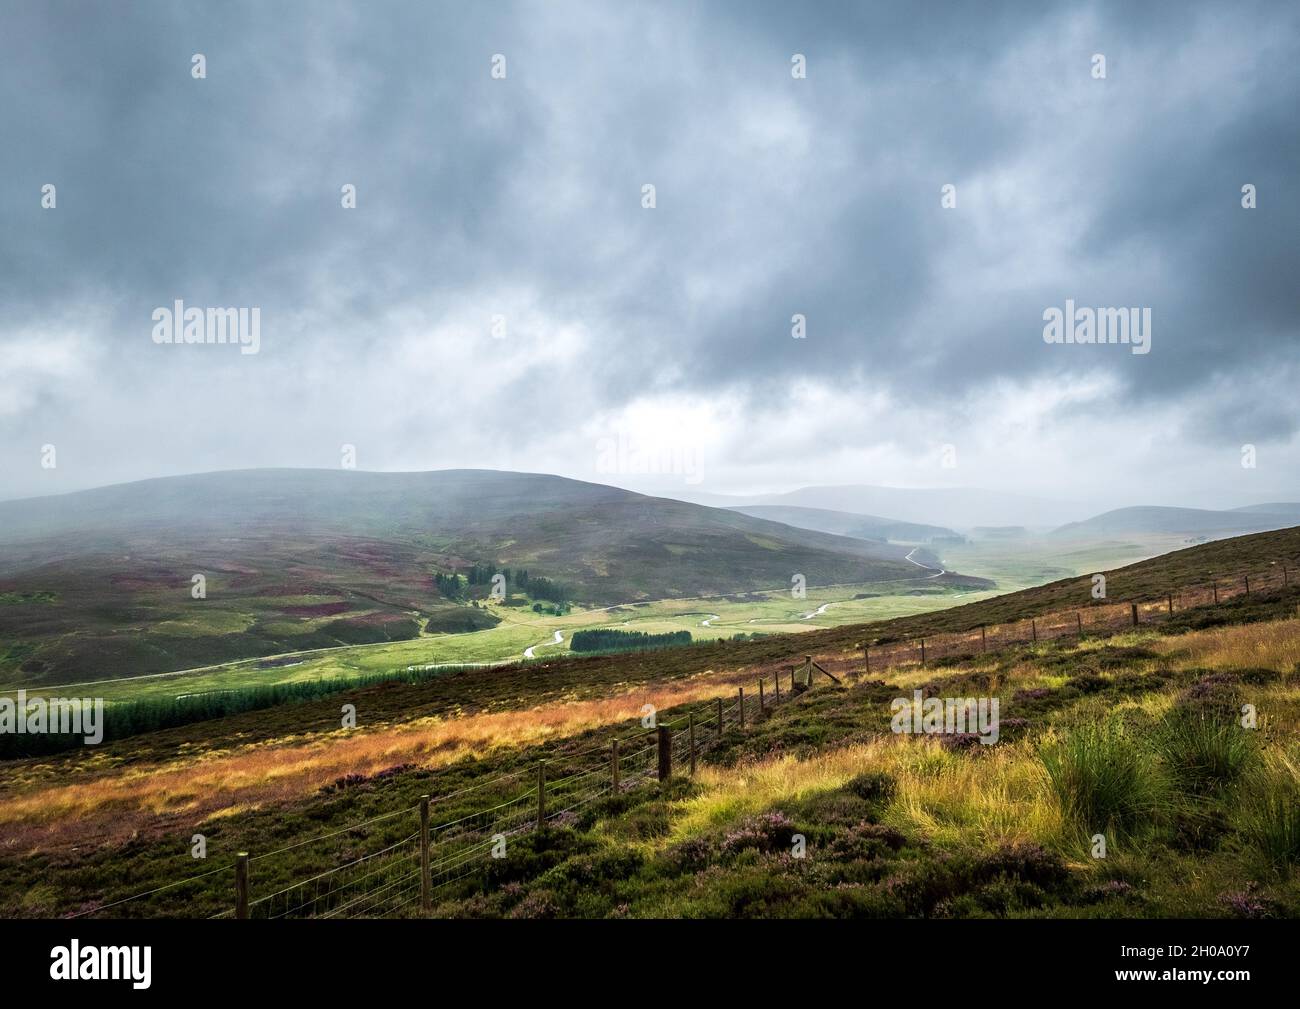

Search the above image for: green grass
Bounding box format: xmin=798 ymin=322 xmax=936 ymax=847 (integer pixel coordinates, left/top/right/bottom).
xmin=4 ymin=592 xmax=1300 ymax=917
xmin=1040 ymin=718 xmax=1168 ymax=841
xmin=0 ymin=578 xmax=988 ymax=704
xmin=1157 ymin=709 xmax=1257 ymax=794
xmin=1240 ymin=751 xmax=1300 ymax=878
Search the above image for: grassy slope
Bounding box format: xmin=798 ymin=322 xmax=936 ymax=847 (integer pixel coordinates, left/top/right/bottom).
xmin=4 ymin=583 xmax=1298 ymax=918
xmin=1 ymin=525 xmax=1299 ymax=917
xmin=809 ymin=525 xmax=1300 ymax=650
xmin=436 ymin=611 xmax=1300 ymax=919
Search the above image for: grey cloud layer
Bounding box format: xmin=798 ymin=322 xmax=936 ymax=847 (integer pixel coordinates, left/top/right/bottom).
xmin=1 ymin=0 xmax=1297 ymax=500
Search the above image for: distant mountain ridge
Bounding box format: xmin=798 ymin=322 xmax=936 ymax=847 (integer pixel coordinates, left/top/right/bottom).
xmin=1052 ymin=505 xmax=1300 ymax=539
xmin=727 ymin=505 xmax=959 ymax=543
xmin=668 ymin=484 xmax=1085 ymax=529
xmin=1231 ymin=502 xmax=1300 ymax=517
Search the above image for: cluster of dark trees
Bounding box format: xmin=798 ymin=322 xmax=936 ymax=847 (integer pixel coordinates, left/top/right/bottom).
xmin=435 ymin=564 xmax=569 ymax=604
xmin=433 ymin=571 xmax=465 ymax=598
xmin=569 ymin=628 xmax=692 ymax=654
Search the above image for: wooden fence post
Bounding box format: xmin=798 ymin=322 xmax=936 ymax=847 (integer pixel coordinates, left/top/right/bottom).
xmin=758 ymin=679 xmax=765 ymax=712
xmin=657 ymin=725 xmax=672 ymax=782
xmin=738 ymin=688 xmax=745 ymax=728
xmin=1131 ymin=603 xmax=1139 ymax=627
xmin=536 ymin=761 xmax=546 ymax=830
xmin=790 ymin=666 xmax=797 ymax=692
xmin=1245 ymin=575 xmax=1250 ymax=595
xmin=419 ymin=795 xmax=431 ymax=913
xmin=920 ymin=639 xmax=926 ymax=666
xmin=611 ymin=739 xmax=620 ymax=792
xmin=716 ymin=697 xmax=723 ymax=733
xmin=1031 ymin=619 xmax=1037 ymax=643
xmin=1167 ymin=593 xmax=1173 ymax=615
xmin=1285 ymin=566 xmax=1289 ymax=588
xmin=1213 ymin=583 xmax=1218 ymax=604
xmin=774 ymin=669 xmax=781 ymax=702
xmin=1076 ymin=612 xmax=1082 ymax=636
xmin=235 ymin=852 xmax=249 ymax=920
xmin=688 ymin=712 xmax=697 ymax=775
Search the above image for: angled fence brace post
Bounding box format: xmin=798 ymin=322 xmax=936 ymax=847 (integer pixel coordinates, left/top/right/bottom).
xmin=419 ymin=795 xmax=431 ymax=913
xmin=235 ymin=852 xmax=249 ymax=920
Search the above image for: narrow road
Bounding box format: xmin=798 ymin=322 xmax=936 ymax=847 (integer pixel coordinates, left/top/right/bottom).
xmin=523 ymin=630 xmax=564 ymax=659
xmin=801 ymin=602 xmax=832 ymax=619
xmin=904 ymin=547 xmax=947 ymax=578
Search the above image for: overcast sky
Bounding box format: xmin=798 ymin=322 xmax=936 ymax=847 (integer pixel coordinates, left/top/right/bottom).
xmin=1 ymin=0 xmax=1297 ymax=513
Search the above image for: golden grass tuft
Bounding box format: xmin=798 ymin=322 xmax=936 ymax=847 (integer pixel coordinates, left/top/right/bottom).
xmin=1157 ymin=617 xmax=1300 ymax=674
xmin=663 ymin=734 xmax=1065 ymax=853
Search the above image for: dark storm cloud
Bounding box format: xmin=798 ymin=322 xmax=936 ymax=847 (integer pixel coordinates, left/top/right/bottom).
xmin=0 ymin=0 xmax=1296 ymax=499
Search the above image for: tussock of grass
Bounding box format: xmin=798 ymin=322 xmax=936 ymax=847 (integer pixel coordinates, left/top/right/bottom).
xmin=1241 ymin=748 xmax=1300 ymax=877
xmin=1039 ymin=718 xmax=1168 ymax=843
xmin=1158 ymin=709 xmax=1257 ymax=794
xmin=887 ymin=739 xmax=1065 ymax=850
xmin=663 ymin=740 xmax=894 ymax=844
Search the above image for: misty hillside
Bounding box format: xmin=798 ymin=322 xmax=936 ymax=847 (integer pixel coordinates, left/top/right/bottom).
xmin=0 ymin=469 xmax=929 ymax=590
xmin=0 ymin=469 xmax=945 ymax=683
xmin=727 ymin=505 xmax=959 ymax=543
xmin=1052 ymin=505 xmax=1300 ymax=540
xmin=1233 ymin=502 xmax=1300 ymax=517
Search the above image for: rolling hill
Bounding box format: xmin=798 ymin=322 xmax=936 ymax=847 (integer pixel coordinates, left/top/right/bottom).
xmin=1051 ymin=505 xmax=1300 ymax=540
xmin=726 ymin=505 xmax=959 ymax=543
xmin=1233 ymin=502 xmax=1300 ymax=518
xmin=0 ymin=468 xmax=944 ymax=684
xmin=675 ymin=484 xmax=1085 ymax=530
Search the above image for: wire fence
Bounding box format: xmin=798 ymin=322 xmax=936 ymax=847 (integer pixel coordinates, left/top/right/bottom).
xmin=808 ymin=555 xmax=1300 ymax=683
xmin=68 ymin=552 xmax=1300 ymax=920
